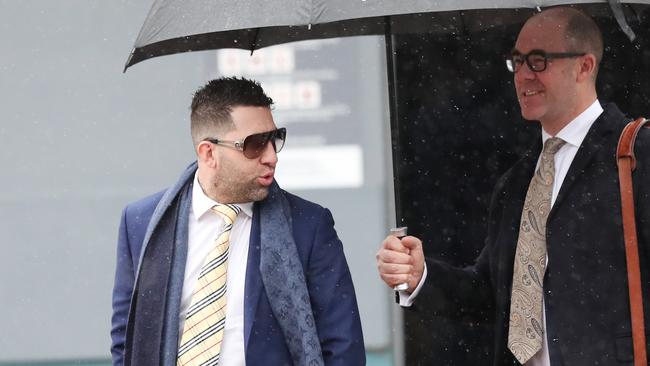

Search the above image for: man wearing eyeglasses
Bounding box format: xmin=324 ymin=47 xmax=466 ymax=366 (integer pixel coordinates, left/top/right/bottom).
xmin=377 ymin=6 xmax=650 ymax=366
xmin=111 ymin=77 xmax=365 ymax=366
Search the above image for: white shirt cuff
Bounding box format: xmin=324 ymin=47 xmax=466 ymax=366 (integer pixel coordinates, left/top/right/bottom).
xmin=398 ymin=263 xmax=427 ymax=307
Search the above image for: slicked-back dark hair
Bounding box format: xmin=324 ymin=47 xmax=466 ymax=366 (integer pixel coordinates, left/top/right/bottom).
xmin=190 ymin=77 xmax=274 ymax=147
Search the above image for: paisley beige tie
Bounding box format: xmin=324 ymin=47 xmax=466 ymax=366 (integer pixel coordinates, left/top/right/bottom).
xmin=177 ymin=204 xmax=241 ymax=366
xmin=508 ymin=137 xmax=566 ymax=364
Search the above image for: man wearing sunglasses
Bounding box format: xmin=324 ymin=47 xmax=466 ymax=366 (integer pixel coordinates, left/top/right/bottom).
xmin=111 ymin=77 xmax=365 ymax=366
xmin=377 ymin=6 xmax=650 ymax=366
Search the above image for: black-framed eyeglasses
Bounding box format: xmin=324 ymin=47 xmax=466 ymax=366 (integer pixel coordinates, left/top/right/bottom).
xmin=204 ymin=127 xmax=287 ymax=159
xmin=505 ymin=49 xmax=586 ymax=73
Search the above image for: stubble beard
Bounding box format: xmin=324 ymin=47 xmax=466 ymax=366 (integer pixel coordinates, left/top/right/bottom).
xmin=213 ymin=175 xmax=269 ymax=203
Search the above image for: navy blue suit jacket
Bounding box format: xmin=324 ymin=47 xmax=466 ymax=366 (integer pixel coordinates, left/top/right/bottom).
xmin=111 ymin=185 xmax=365 ymax=365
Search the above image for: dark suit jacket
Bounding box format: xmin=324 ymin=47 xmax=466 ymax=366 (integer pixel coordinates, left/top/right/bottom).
xmin=417 ymin=104 xmax=650 ymax=365
xmin=110 ymin=183 xmax=365 ymax=365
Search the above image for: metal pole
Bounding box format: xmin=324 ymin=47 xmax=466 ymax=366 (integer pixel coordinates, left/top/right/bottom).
xmin=384 ymin=17 xmax=403 ymax=228
xmin=384 ymin=16 xmax=406 ymax=366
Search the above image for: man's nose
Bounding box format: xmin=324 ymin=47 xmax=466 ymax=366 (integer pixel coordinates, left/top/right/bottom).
xmin=259 ymin=141 xmax=278 ymax=165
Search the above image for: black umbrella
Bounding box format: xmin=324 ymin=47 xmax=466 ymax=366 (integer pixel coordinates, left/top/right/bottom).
xmin=124 ymin=0 xmax=647 ymax=229
xmin=124 ymin=0 xmax=645 ymax=70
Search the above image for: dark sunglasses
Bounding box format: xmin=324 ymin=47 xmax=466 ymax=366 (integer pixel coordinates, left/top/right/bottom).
xmin=204 ymin=127 xmax=287 ymax=159
xmin=505 ymin=49 xmax=586 ymax=73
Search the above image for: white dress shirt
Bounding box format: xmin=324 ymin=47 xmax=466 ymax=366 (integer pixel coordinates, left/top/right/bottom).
xmin=401 ymin=100 xmax=604 ymax=366
xmin=178 ymin=173 xmax=253 ymax=366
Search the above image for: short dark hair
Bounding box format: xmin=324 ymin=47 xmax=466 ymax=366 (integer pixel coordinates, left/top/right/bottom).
xmin=190 ymin=77 xmax=274 ymax=146
xmin=539 ymin=7 xmax=604 ymax=79
xmin=564 ymin=8 xmax=604 ymax=71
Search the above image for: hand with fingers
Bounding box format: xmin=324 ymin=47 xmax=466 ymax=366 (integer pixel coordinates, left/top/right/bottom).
xmin=376 ymin=235 xmax=425 ymax=294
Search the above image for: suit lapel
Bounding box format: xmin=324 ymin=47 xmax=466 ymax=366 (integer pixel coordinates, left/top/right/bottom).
xmin=549 ymin=105 xmax=621 ymax=220
xmin=243 ymin=203 xmax=263 ymax=352
xmin=499 ymin=144 xmax=540 ymax=280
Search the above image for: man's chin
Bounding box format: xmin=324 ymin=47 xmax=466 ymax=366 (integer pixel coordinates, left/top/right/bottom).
xmin=250 ymin=187 xmax=270 ymax=202
xmin=520 ymin=108 xmax=543 ymax=122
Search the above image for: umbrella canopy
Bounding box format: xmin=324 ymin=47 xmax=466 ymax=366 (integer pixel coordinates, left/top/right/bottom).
xmin=124 ymin=0 xmax=649 ymax=70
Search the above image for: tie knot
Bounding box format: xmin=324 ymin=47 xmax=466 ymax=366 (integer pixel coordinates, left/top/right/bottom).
xmin=211 ymin=204 xmax=241 ymax=224
xmin=543 ymin=137 xmax=566 ymax=156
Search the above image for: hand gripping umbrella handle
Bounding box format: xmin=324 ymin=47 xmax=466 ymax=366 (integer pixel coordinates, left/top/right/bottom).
xmin=390 ymin=226 xmax=409 ymax=291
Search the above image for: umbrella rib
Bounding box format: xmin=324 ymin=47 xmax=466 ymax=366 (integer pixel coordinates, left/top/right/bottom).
xmin=250 ymin=28 xmax=260 ymax=55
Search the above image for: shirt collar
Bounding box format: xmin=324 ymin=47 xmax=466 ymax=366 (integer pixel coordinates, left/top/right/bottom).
xmin=541 ymin=99 xmax=603 ymax=148
xmin=191 ymin=172 xmax=254 ymax=220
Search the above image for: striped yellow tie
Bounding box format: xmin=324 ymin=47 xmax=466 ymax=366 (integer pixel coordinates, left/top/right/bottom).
xmin=177 ymin=204 xmax=241 ymax=366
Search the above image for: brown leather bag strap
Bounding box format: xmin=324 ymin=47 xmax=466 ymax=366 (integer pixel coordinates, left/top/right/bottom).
xmin=616 ymin=117 xmax=648 ymax=366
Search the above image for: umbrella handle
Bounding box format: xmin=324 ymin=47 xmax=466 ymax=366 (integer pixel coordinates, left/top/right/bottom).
xmin=390 ymin=227 xmax=409 ymax=291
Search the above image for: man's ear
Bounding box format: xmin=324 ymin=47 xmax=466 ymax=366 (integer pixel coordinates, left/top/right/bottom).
xmin=576 ymin=54 xmax=597 ymax=82
xmin=197 ymin=141 xmax=218 ymax=169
